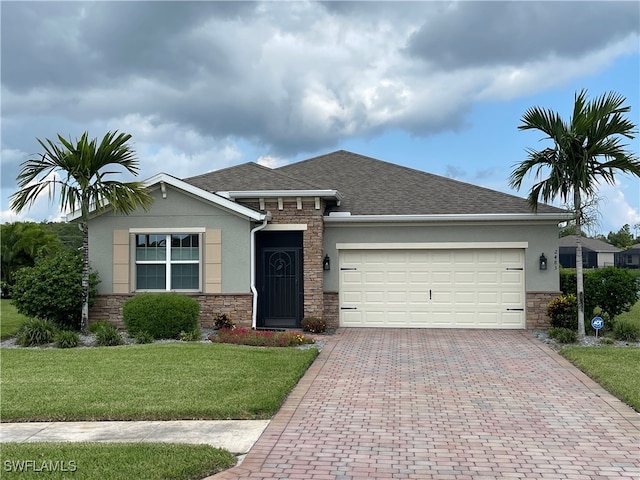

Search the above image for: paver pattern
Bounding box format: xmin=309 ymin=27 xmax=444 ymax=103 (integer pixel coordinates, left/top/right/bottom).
xmin=211 ymin=329 xmax=640 ymax=479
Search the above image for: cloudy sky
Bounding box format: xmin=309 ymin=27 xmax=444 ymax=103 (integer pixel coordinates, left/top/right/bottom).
xmin=2 ymin=1 xmax=639 ymax=236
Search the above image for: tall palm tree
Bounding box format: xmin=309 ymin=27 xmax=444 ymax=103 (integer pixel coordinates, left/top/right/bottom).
xmin=10 ymin=131 xmax=154 ymax=331
xmin=509 ymin=90 xmax=639 ymax=337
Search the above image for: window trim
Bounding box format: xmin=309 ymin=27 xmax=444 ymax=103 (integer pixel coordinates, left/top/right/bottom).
xmin=133 ymin=233 xmax=203 ymax=292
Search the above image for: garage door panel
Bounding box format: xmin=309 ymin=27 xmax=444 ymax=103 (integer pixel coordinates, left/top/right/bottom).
xmin=339 ymin=248 xmax=525 ymax=329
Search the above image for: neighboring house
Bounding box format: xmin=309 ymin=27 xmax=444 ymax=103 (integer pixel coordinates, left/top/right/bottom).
xmin=558 ymin=235 xmax=620 ymax=269
xmin=616 ymin=243 xmax=640 ymax=269
xmin=82 ymin=151 xmax=571 ymax=330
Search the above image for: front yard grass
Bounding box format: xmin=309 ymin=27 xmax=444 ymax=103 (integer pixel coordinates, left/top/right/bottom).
xmin=0 ymin=299 xmax=28 ymax=339
xmin=0 ymin=343 xmax=318 ymax=422
xmin=0 ymin=442 xmax=235 ymax=479
xmin=560 ymin=346 xmax=640 ymax=412
xmin=615 ymin=299 xmax=640 ymax=328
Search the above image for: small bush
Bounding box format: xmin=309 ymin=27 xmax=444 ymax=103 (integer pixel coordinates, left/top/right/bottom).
xmin=123 ymin=293 xmax=200 ymax=340
xmin=95 ymin=324 xmax=123 ymax=347
xmin=54 ymin=330 xmax=79 ymax=349
xmin=134 ymin=331 xmax=154 ymax=344
xmin=301 ymin=317 xmax=327 ymax=333
xmin=613 ymin=321 xmax=640 ymax=342
xmin=15 ymin=318 xmax=57 ymax=347
xmin=599 ymin=337 xmax=615 ymax=345
xmin=548 ymin=327 xmax=578 ymax=344
xmin=546 ymin=294 xmax=578 ymax=330
xmin=88 ymin=320 xmax=112 ymax=333
xmin=180 ymin=328 xmax=202 ymax=342
xmin=213 ymin=313 xmax=234 ymax=330
xmin=211 ymin=328 xmax=315 ymax=347
xmin=11 ymin=250 xmax=99 ymax=330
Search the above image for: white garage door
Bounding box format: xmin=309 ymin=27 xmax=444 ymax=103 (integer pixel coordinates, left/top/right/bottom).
xmin=340 ymin=249 xmax=525 ymax=329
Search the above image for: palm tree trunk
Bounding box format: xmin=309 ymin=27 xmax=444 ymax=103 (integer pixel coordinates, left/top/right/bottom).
xmin=80 ymin=221 xmax=89 ymax=333
xmin=574 ymin=191 xmax=586 ymax=338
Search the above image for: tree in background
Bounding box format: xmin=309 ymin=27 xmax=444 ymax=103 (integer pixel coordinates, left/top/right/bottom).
xmin=0 ymin=222 xmax=61 ymax=298
xmin=607 ymin=224 xmax=634 ymax=249
xmin=509 ymin=89 xmax=639 ymax=338
xmin=10 ymin=131 xmax=153 ymax=331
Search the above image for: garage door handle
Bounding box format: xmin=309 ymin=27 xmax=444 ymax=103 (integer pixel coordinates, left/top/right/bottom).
xmin=429 ymin=289 xmax=432 ymax=300
xmin=506 ymin=308 xmax=524 ymax=311
xmin=506 ymin=268 xmax=523 ymax=271
xmin=341 ymin=267 xmax=357 ymax=271
xmin=340 ymin=307 xmax=358 ymax=310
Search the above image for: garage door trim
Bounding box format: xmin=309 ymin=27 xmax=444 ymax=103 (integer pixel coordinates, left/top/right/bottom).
xmin=336 ymin=242 xmax=529 ymax=250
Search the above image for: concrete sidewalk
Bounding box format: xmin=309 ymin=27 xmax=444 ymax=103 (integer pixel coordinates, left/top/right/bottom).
xmin=0 ymin=420 xmax=269 ymax=455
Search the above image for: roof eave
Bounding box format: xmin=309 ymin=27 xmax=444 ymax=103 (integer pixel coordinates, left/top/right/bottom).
xmin=66 ymin=173 xmax=266 ymax=222
xmin=324 ymin=212 xmax=574 ymax=224
xmin=220 ymin=189 xmax=343 ymax=205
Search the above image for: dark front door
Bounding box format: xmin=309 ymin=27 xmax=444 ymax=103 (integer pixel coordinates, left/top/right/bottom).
xmin=257 ymin=232 xmax=303 ymax=328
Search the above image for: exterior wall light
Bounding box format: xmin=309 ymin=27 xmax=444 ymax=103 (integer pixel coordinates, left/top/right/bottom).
xmin=323 ymin=254 xmax=331 ymax=271
xmin=539 ymin=253 xmax=547 ymax=270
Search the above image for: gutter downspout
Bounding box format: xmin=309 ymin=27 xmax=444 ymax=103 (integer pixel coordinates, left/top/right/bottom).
xmin=250 ymin=211 xmax=272 ymax=329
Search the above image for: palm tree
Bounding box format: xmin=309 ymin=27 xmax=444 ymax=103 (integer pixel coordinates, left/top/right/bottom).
xmin=509 ymin=89 xmax=639 ymax=337
xmin=10 ymin=131 xmax=154 ymax=331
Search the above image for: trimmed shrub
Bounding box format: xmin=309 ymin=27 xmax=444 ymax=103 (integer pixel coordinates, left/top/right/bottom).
xmin=546 ymin=294 xmax=577 ymax=330
xmin=95 ymin=324 xmax=123 ymax=347
xmin=11 ymin=250 xmax=99 ymax=330
xmin=560 ymin=267 xmax=639 ymax=321
xmin=584 ymin=268 xmax=639 ymax=321
xmin=213 ymin=313 xmax=234 ymax=330
xmin=54 ymin=330 xmax=79 ymax=349
xmin=613 ymin=321 xmax=640 ymax=343
xmin=15 ymin=318 xmax=57 ymax=347
xmin=301 ymin=317 xmax=327 ymax=333
xmin=548 ymin=327 xmax=578 ymax=344
xmin=123 ymin=293 xmax=200 ymax=340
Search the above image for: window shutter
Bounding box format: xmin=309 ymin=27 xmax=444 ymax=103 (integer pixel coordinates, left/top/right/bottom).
xmin=113 ymin=230 xmax=130 ymax=293
xmin=205 ymin=229 xmax=222 ymax=293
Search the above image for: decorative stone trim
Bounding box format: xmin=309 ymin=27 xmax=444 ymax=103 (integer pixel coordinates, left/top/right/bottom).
xmin=242 ymin=198 xmax=326 ymax=320
xmin=89 ymin=293 xmax=254 ymax=330
xmin=323 ymin=291 xmax=339 ymax=329
xmin=526 ymin=291 xmax=561 ymax=330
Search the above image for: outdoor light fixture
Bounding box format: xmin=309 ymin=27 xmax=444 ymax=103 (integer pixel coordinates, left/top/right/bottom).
xmin=539 ymin=253 xmax=547 ymax=271
xmin=323 ymin=254 xmax=331 ymax=271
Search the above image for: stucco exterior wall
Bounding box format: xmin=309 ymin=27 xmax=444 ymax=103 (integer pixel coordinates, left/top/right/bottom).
xmin=88 ymin=186 xmax=253 ymax=295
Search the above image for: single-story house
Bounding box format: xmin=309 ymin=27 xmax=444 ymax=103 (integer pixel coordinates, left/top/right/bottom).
xmin=83 ymin=150 xmax=572 ymax=330
xmin=558 ymin=235 xmax=620 ymax=269
xmin=616 ymin=244 xmax=640 ymax=269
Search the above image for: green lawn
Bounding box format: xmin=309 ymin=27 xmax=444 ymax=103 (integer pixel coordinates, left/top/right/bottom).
xmin=0 ymin=442 xmax=236 ymax=480
xmin=1 ymin=343 xmax=318 ymax=422
xmin=615 ymin=299 xmax=640 ymax=328
xmin=0 ymin=299 xmax=28 ymax=338
xmin=561 ymin=346 xmax=640 ymax=412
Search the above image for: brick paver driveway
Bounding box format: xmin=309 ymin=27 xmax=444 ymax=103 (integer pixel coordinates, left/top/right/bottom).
xmin=212 ymin=329 xmax=639 ymax=479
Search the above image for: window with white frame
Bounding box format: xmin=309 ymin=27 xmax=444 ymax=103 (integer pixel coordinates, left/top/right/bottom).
xmin=135 ymin=234 xmax=200 ymax=290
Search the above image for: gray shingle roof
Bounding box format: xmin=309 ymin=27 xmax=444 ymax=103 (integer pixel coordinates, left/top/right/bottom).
xmin=558 ymin=235 xmax=621 ymax=253
xmin=183 ymin=162 xmax=321 ymax=192
xmin=183 ymin=150 xmax=568 ymax=216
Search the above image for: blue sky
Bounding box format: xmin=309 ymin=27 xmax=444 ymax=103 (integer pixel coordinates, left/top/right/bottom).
xmin=2 ymin=1 xmax=639 ymax=236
